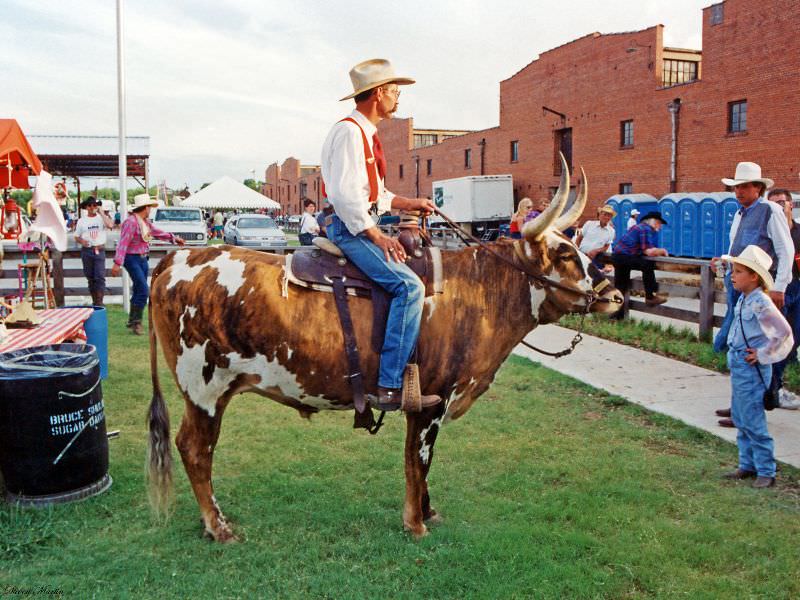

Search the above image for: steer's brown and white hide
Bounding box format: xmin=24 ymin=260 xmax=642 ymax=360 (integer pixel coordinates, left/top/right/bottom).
xmin=146 ymin=164 xmax=623 ymax=542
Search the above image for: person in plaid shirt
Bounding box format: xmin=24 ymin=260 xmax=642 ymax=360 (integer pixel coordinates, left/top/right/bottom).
xmin=612 ymin=211 xmax=669 ymax=308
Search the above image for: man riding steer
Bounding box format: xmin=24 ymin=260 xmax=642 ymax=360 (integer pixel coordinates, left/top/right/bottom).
xmin=321 ymin=58 xmax=441 ymax=412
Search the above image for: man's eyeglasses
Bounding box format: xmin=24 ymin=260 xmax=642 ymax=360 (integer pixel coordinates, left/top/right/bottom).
xmin=382 ymin=87 xmax=400 ymax=97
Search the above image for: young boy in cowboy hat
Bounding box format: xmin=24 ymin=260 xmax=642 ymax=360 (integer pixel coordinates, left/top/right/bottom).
xmin=721 ymin=245 xmax=793 ymax=489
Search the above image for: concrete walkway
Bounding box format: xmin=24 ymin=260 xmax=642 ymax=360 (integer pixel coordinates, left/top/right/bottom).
xmin=515 ymin=324 xmax=800 ymax=469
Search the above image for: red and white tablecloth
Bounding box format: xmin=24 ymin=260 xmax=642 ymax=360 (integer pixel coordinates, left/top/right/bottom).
xmin=0 ymin=307 xmax=95 ymax=352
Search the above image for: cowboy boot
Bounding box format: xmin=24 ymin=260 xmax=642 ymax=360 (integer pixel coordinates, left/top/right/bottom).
xmin=372 ymin=365 xmax=442 ymax=412
xmin=94 ymin=290 xmax=104 ymax=307
xmin=129 ymin=305 xmax=144 ymax=335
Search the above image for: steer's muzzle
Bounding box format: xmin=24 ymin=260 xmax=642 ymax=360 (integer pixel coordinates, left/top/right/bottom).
xmin=586 ymin=263 xmax=624 ymax=314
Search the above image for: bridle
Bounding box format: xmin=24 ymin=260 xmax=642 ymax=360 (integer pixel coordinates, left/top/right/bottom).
xmin=429 ymin=208 xmax=621 ymax=358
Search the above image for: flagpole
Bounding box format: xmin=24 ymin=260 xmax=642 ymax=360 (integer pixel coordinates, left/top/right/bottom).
xmin=116 ymin=0 xmax=130 ymax=313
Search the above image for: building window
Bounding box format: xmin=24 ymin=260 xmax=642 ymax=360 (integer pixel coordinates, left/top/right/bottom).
xmin=619 ymin=183 xmax=633 ymax=194
xmin=710 ymin=3 xmax=724 ymax=25
xmin=662 ymin=59 xmax=698 ymax=87
xmin=414 ymin=133 xmax=438 ymax=148
xmin=464 ymin=148 xmax=472 ymax=169
xmin=399 ymin=164 xmax=404 ymax=179
xmin=510 ymin=140 xmax=519 ymax=163
xmin=553 ymin=128 xmax=573 ymax=175
xmin=620 ymin=120 xmax=634 ymax=147
xmin=728 ymin=100 xmax=747 ymax=133
xmin=426 ymin=159 xmax=432 ymax=176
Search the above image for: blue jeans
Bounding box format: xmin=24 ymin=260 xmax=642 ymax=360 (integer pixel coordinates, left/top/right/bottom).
xmin=80 ymin=247 xmax=106 ymax=294
xmin=714 ymin=271 xmax=741 ymax=353
xmin=123 ymin=253 xmax=149 ymax=308
xmin=728 ymin=349 xmax=776 ymax=477
xmin=771 ymin=278 xmax=800 ymax=392
xmin=328 ymin=215 xmax=425 ymax=389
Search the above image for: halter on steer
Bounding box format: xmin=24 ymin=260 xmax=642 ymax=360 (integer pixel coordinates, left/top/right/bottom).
xmin=430 ymin=208 xmax=620 ymax=358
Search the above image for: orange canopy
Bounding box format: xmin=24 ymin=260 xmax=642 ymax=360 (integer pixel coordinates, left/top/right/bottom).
xmin=0 ymin=119 xmax=43 ymax=189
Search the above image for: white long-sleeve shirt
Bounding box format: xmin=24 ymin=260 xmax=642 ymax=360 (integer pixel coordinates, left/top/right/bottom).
xmin=320 ymin=109 xmax=394 ymax=236
xmin=728 ymin=198 xmax=794 ymax=293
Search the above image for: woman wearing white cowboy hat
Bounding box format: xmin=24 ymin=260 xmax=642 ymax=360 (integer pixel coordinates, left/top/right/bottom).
xmin=720 ymin=245 xmax=793 ymax=489
xmin=111 ymin=194 xmax=185 ymax=334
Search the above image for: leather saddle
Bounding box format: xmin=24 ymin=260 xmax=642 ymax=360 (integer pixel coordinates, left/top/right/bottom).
xmin=282 ymin=222 xmax=444 ymax=432
xmin=287 ymin=236 xmax=443 ymax=299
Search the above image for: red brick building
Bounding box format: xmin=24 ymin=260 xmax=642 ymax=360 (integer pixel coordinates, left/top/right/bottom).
xmin=268 ymin=0 xmax=800 ymax=218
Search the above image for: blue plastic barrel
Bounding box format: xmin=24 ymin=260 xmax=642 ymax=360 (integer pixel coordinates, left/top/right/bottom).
xmin=84 ymin=307 xmax=108 ymax=380
xmin=80 ymin=306 xmax=108 ymax=380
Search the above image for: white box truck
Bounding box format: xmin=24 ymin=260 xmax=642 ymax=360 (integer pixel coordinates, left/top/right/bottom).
xmin=431 ymin=174 xmax=514 ymax=235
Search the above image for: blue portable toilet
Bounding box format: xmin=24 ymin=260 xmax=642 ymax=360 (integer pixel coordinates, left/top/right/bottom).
xmin=698 ymin=194 xmax=723 ymax=259
xmin=657 ymin=194 xmax=682 ymax=255
xmin=677 ymin=193 xmax=704 ymax=257
xmin=605 ymin=194 xmax=658 ymax=242
xmin=717 ymin=192 xmax=739 ymax=256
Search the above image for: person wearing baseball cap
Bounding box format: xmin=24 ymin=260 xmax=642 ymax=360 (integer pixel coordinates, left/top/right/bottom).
xmin=320 ymin=58 xmax=441 ymax=414
xmin=627 ymin=208 xmax=640 ymax=230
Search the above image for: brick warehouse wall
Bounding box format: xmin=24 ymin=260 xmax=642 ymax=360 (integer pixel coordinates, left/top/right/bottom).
xmin=268 ymin=0 xmax=799 ymax=218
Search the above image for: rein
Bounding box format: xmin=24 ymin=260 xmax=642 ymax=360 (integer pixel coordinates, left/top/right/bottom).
xmin=431 ymin=208 xmax=617 ymax=358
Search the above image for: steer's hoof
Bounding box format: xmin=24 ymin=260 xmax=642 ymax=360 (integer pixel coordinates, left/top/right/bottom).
xmin=203 ymin=521 xmax=239 ymax=543
xmin=404 ymin=521 xmax=429 ymax=539
xmin=424 ymin=510 xmax=444 ymax=526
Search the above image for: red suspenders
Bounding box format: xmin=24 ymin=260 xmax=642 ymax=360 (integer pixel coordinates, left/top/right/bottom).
xmin=321 ymin=118 xmax=380 ymax=203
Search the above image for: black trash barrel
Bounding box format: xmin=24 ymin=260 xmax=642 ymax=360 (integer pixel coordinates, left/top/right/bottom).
xmin=0 ymin=344 xmax=112 ymax=506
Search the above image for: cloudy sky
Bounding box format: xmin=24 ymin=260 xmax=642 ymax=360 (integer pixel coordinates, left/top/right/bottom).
xmin=4 ymin=0 xmax=712 ymax=190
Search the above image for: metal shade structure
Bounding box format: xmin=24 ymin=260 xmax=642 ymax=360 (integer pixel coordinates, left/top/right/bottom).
xmin=28 ymin=135 xmax=149 ymax=178
xmin=182 ymin=176 xmax=280 ymax=210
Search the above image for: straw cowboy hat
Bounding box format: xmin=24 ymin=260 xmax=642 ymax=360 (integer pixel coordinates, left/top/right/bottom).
xmin=721 ymin=162 xmax=774 ymax=188
xmin=599 ymin=205 xmax=616 ymax=216
xmin=340 ymin=58 xmax=415 ymax=101
xmin=131 ymin=194 xmax=159 ymax=212
xmin=722 ymin=245 xmax=774 ymax=290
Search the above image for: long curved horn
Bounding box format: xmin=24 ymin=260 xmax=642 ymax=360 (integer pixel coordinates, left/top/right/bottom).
xmin=523 ymin=153 xmax=570 ymax=241
xmin=554 ymin=166 xmax=587 ymax=231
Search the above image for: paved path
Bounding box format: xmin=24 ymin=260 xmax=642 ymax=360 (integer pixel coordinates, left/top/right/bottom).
xmin=515 ymin=324 xmax=800 ymax=469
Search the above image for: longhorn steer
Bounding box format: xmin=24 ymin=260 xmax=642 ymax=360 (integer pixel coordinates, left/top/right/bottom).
xmin=146 ymin=165 xmax=623 ymax=542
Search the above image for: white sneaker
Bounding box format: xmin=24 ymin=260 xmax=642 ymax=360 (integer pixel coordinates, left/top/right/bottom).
xmin=778 ymin=388 xmax=800 ymax=410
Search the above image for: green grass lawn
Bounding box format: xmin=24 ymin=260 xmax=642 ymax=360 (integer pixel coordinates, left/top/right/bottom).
xmin=1 ymin=307 xmax=799 ymax=598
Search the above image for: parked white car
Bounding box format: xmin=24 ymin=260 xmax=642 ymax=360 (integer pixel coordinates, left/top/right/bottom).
xmin=151 ymin=207 xmax=208 ymax=245
xmin=223 ymin=214 xmax=287 ymax=249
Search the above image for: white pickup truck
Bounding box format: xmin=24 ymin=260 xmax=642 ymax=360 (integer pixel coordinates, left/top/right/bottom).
xmin=151 ymin=207 xmax=208 ymax=246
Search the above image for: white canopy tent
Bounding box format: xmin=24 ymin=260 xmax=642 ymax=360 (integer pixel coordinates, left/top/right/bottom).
xmin=181 ymin=176 xmax=280 ymax=210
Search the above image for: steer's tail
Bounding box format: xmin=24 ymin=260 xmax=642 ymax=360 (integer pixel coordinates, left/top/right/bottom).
xmin=147 ymin=301 xmax=174 ymax=516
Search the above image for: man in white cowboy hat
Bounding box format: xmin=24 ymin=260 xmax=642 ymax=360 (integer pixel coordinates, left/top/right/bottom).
xmin=111 ymin=194 xmax=185 ymax=334
xmin=320 ymin=58 xmax=442 ymax=413
xmin=711 ymin=162 xmax=794 ymax=425
xmin=627 ymin=208 xmax=640 ymax=230
xmin=719 ymin=245 xmax=792 ymax=489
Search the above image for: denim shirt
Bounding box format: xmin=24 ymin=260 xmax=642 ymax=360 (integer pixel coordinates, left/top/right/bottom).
xmin=727 ymin=288 xmax=793 ymax=364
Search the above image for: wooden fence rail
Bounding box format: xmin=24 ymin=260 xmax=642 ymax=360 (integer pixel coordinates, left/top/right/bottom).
xmin=2 ymin=244 xmax=724 ymax=340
